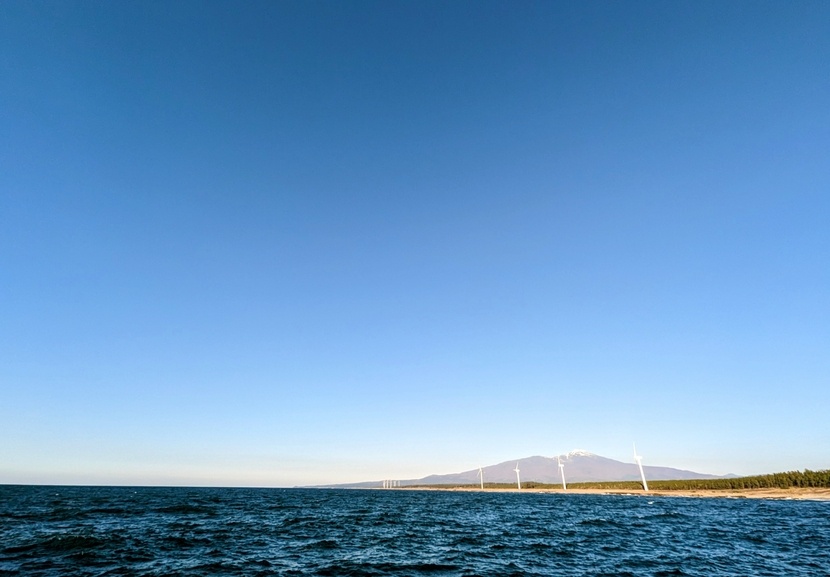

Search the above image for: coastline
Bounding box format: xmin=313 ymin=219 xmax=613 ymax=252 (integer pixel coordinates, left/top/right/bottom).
xmin=397 ymin=486 xmax=830 ymax=501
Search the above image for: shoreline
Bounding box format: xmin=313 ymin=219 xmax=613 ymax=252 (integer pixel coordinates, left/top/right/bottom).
xmin=395 ymin=486 xmax=830 ymax=501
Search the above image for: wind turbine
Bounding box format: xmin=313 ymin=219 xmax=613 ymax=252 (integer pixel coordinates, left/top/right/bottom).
xmin=477 ymin=467 xmax=484 ymax=490
xmin=558 ymin=455 xmax=567 ymax=490
xmin=633 ymin=443 xmax=648 ymax=491
xmin=514 ymin=462 xmax=521 ymax=490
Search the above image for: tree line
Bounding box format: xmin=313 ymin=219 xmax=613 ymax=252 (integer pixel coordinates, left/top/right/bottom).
xmin=568 ymin=469 xmax=830 ymax=490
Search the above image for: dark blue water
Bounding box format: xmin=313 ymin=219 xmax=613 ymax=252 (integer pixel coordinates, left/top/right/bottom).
xmin=1 ymin=486 xmax=828 ymax=576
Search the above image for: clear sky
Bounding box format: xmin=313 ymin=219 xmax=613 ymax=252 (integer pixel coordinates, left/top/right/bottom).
xmin=2 ymin=1 xmax=828 ymax=487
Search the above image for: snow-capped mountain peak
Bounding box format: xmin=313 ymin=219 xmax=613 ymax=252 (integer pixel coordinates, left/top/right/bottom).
xmin=565 ymin=449 xmax=595 ymax=458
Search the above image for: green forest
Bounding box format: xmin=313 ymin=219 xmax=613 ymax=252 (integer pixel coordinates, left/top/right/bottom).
xmin=415 ymin=469 xmax=830 ymax=491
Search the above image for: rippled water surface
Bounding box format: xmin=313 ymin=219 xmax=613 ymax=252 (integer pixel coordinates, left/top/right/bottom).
xmin=1 ymin=485 xmax=828 ymax=576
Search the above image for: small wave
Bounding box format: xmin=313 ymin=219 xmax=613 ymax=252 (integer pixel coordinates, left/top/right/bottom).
xmin=162 ymin=535 xmax=198 ymax=549
xmin=155 ymin=504 xmax=216 ymax=516
xmin=315 ymin=561 xmax=383 ymax=576
xmin=301 ymin=539 xmax=339 ymax=550
xmin=579 ymin=517 xmax=624 ymax=528
xmin=741 ymin=534 xmax=768 ymax=545
xmin=650 ymin=511 xmax=688 ymax=519
xmin=281 ymin=515 xmax=316 ymax=527
xmin=317 ymin=560 xmax=461 ymax=576
xmin=451 ymin=535 xmax=480 ymax=547
xmin=41 ymin=534 xmax=107 ymax=552
xmin=88 ymin=507 xmax=133 ymax=515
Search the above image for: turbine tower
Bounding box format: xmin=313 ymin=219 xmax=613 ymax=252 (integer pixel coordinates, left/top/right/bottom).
xmin=514 ymin=462 xmax=521 ymax=490
xmin=633 ymin=443 xmax=648 ymax=491
xmin=477 ymin=467 xmax=484 ymax=490
xmin=558 ymin=455 xmax=567 ymax=490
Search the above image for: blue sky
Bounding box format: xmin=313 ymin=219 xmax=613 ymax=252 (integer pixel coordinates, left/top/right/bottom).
xmin=2 ymin=1 xmax=828 ymax=486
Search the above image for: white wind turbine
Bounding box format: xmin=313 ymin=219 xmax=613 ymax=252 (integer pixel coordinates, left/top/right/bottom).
xmin=477 ymin=467 xmax=484 ymax=490
xmin=514 ymin=462 xmax=521 ymax=490
xmin=558 ymin=455 xmax=567 ymax=490
xmin=633 ymin=443 xmax=648 ymax=491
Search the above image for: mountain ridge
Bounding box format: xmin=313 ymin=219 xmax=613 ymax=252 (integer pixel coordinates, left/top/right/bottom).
xmin=317 ymin=451 xmax=734 ymax=488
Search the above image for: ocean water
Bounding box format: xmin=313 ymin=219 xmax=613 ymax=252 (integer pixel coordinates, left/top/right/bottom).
xmin=1 ymin=486 xmax=828 ymax=576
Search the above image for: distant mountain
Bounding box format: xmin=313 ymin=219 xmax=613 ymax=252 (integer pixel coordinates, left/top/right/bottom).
xmin=321 ymin=450 xmax=728 ymax=488
xmin=415 ymin=451 xmax=724 ymax=485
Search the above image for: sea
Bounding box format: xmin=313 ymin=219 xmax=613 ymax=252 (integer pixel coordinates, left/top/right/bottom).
xmin=1 ymin=485 xmax=828 ymax=576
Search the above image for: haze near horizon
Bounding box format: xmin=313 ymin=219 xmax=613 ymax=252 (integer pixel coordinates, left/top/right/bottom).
xmin=2 ymin=1 xmax=828 ymax=487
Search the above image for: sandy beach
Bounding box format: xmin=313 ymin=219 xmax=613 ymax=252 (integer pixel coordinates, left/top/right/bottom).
xmin=402 ymin=486 xmax=830 ymax=501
